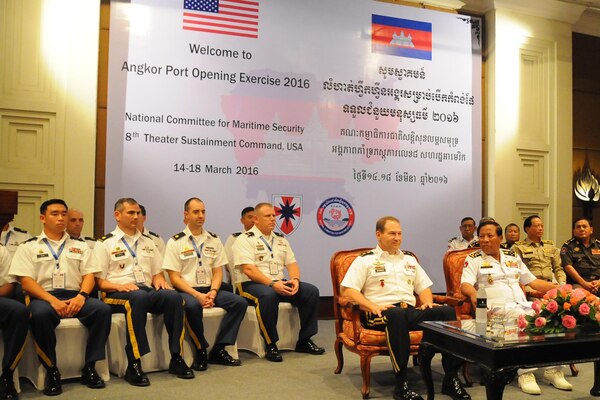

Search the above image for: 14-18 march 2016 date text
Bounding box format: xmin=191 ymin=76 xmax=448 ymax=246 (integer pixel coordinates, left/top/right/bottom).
xmin=173 ymin=163 xmax=259 ymax=175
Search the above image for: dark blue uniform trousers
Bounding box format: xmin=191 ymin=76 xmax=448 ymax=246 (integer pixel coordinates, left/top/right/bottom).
xmin=0 ymin=296 xmax=29 ymax=371
xmin=364 ymin=304 xmax=462 ymax=378
xmin=239 ymin=281 xmax=319 ymax=345
xmin=179 ymin=287 xmax=247 ymax=350
xmin=103 ymin=286 xmax=185 ymax=362
xmin=28 ymin=289 xmax=111 ymax=368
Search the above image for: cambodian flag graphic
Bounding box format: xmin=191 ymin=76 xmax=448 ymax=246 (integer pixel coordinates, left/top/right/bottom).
xmin=371 ymin=14 xmax=432 ymax=60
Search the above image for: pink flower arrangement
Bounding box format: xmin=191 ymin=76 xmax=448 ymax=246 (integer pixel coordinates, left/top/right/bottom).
xmin=524 ymin=284 xmax=600 ymax=334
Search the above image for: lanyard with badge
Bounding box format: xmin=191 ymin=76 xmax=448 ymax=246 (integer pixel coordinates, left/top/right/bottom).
xmin=190 ymin=237 xmax=207 ymax=284
xmin=43 ymin=238 xmax=66 ymax=289
xmin=121 ymin=237 xmax=144 ymax=284
xmin=3 ymin=231 xmax=10 ymax=247
xmin=260 ymin=236 xmax=279 ymax=276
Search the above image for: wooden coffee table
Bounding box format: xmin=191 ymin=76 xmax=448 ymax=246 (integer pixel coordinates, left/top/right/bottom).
xmin=418 ymin=320 xmax=600 ymax=400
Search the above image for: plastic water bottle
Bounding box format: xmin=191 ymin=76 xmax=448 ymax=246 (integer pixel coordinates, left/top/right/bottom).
xmin=475 ymin=284 xmax=487 ymax=324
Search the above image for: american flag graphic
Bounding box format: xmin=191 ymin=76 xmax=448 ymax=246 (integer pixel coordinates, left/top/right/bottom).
xmin=183 ymin=0 xmax=259 ymax=39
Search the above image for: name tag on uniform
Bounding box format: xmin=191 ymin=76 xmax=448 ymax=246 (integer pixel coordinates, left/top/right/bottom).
xmin=481 ymin=262 xmax=493 ymax=269
xmin=196 ymin=269 xmax=207 ymax=285
xmin=592 ymin=250 xmax=600 ymax=255
xmin=133 ymin=265 xmax=145 ymax=284
xmin=269 ymin=260 xmax=279 ymax=275
xmin=52 ymin=270 xmax=65 ymax=289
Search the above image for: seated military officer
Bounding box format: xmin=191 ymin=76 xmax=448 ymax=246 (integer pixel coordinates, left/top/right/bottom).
xmin=561 ymin=217 xmax=600 ymax=293
xmin=0 ymin=243 xmax=28 ymax=400
xmin=1 ymin=220 xmax=31 ymax=257
xmin=342 ymin=216 xmax=470 ymax=400
xmin=163 ymin=197 xmax=246 ymax=371
xmin=501 ymin=223 xmax=520 ymax=249
xmin=447 ymin=217 xmax=478 ymax=251
xmin=223 ymin=206 xmax=255 ymax=290
xmin=10 ymin=199 xmax=112 ymax=396
xmin=513 ymin=215 xmax=567 ymax=288
xmin=65 ymin=209 xmax=97 ymax=249
xmin=461 ymin=221 xmax=569 ymax=395
xmin=93 ymin=197 xmax=193 ymax=386
xmin=232 ymin=202 xmax=324 ymax=362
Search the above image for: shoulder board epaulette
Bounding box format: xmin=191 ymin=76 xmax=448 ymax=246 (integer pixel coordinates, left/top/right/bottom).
xmin=467 ymin=250 xmax=483 ymax=258
xmin=244 ymin=231 xmax=255 ymax=237
xmin=172 ymin=232 xmax=186 ymax=241
xmin=149 ymin=231 xmax=160 ymax=238
xmin=448 ymin=237 xmax=458 ymax=243
xmin=542 ymin=239 xmax=554 ymax=245
xmin=208 ymin=231 xmax=218 ymax=238
xmin=513 ymin=240 xmax=524 ymax=246
xmin=595 ymin=239 xmax=600 ymax=246
xmin=24 ymin=237 xmax=37 ymax=244
xmin=232 ymin=232 xmax=242 ymax=237
xmin=274 ymin=232 xmax=284 ymax=237
xmin=99 ymin=233 xmax=113 ymax=242
xmin=501 ymin=248 xmax=516 ymax=256
xmin=467 ymin=240 xmax=480 ymax=248
xmin=402 ymin=250 xmax=416 ymax=258
xmin=14 ymin=227 xmax=28 ymax=233
xmin=84 ymin=236 xmax=97 ymax=242
xmin=141 ymin=233 xmax=152 ymax=240
xmin=70 ymin=236 xmax=84 ymax=242
xmin=562 ymin=237 xmax=576 ymax=246
xmin=360 ymin=251 xmax=374 ymax=257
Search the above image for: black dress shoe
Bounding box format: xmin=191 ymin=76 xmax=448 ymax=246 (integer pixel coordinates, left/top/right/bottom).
xmin=191 ymin=349 xmax=208 ymax=371
xmin=125 ymin=360 xmax=150 ymax=387
xmin=168 ymin=355 xmax=194 ymax=379
xmin=295 ymin=339 xmax=325 ymax=355
xmin=442 ymin=376 xmax=471 ymax=400
xmin=80 ymin=364 xmax=105 ymax=389
xmin=393 ymin=381 xmax=423 ymax=400
xmin=265 ymin=344 xmax=283 ymax=362
xmin=208 ymin=348 xmax=241 ymax=366
xmin=591 ymin=385 xmax=600 ymax=396
xmin=0 ymin=371 xmax=18 ymax=400
xmin=43 ymin=366 xmax=62 ymax=396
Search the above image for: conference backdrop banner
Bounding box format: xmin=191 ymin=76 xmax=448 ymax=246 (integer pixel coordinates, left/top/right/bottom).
xmin=106 ymin=0 xmax=482 ymax=294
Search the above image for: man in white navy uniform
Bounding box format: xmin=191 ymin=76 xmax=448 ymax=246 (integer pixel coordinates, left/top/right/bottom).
xmin=341 ymin=216 xmax=470 ymax=400
xmin=137 ymin=204 xmax=166 ymax=256
xmin=233 ymin=202 xmax=324 ymax=362
xmin=9 ymin=199 xmax=111 ymax=396
xmin=447 ymin=217 xmax=478 ymax=251
xmin=461 ymin=220 xmax=569 ymax=395
xmin=65 ymin=209 xmax=96 ymax=249
xmin=93 ymin=197 xmax=193 ymax=387
xmin=0 ymin=243 xmax=28 ymax=400
xmin=1 ymin=221 xmax=31 ymax=257
xmin=164 ymin=197 xmax=246 ymax=371
xmin=223 ymin=206 xmax=255 ymax=290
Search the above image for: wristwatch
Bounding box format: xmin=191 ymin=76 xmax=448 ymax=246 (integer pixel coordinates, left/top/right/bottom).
xmin=78 ymin=291 xmax=89 ymax=300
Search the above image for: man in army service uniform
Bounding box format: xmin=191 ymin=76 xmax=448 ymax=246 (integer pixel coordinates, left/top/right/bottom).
xmin=513 ymin=215 xmax=566 ymax=289
xmin=233 ymin=202 xmax=324 ymax=362
xmin=561 ymin=217 xmax=600 ymax=293
xmin=93 ymin=197 xmax=193 ymax=386
xmin=163 ymin=197 xmax=246 ymax=371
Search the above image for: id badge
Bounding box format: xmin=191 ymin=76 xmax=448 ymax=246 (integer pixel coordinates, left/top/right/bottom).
xmin=269 ymin=260 xmax=279 ymax=275
xmin=196 ymin=268 xmax=207 ymax=285
xmin=133 ymin=265 xmax=146 ymax=284
xmin=52 ymin=270 xmax=65 ymax=289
